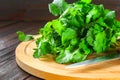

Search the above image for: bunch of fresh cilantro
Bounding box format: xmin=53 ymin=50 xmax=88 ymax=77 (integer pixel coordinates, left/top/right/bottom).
xmin=17 ymin=0 xmax=120 ymax=64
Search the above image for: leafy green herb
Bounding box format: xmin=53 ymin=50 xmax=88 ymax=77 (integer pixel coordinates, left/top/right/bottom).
xmin=62 ymin=28 xmax=77 ymax=45
xmin=16 ymin=31 xmax=33 ymax=41
xmin=52 ymin=19 xmax=65 ymax=35
xmin=49 ymin=0 xmax=68 ymax=16
xmin=93 ymin=31 xmax=107 ymax=53
xmin=17 ymin=0 xmax=120 ymax=64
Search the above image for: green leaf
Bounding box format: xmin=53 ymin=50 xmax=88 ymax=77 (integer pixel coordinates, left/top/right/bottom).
xmin=86 ymin=28 xmax=94 ymax=46
xmin=80 ymin=0 xmax=92 ymax=4
xmin=51 ymin=31 xmax=62 ymax=47
xmin=70 ymin=38 xmax=78 ymax=46
xmin=79 ymin=38 xmax=91 ymax=54
xmin=116 ymin=21 xmax=120 ymax=27
xmin=111 ymin=35 xmax=117 ymax=44
xmin=104 ymin=9 xmax=110 ymax=16
xmin=114 ymin=20 xmax=120 ymax=32
xmin=104 ymin=11 xmax=116 ymax=26
xmin=49 ymin=3 xmax=60 ymax=16
xmin=56 ymin=49 xmax=88 ymax=63
xmin=56 ymin=50 xmax=73 ymax=63
xmin=104 ymin=11 xmax=115 ymax=20
xmin=93 ymin=24 xmax=104 ymax=34
xmin=105 ymin=29 xmax=113 ymax=39
xmin=34 ymin=41 xmax=52 ymax=57
xmin=80 ymin=3 xmax=92 ymax=14
xmin=86 ymin=6 xmax=96 ymax=23
xmin=33 ymin=48 xmax=41 ymax=58
xmin=96 ymin=17 xmax=108 ymax=28
xmin=40 ymin=41 xmax=52 ymax=55
xmin=16 ymin=31 xmax=33 ymax=41
xmin=40 ymin=23 xmax=52 ymax=37
xmin=86 ymin=5 xmax=103 ymax=23
xmin=33 ymin=38 xmax=42 ymax=58
xmin=60 ymin=7 xmax=82 ymax=27
xmin=72 ymin=50 xmax=87 ymax=63
xmin=62 ymin=28 xmax=77 ymax=45
xmin=49 ymin=0 xmax=68 ymax=16
xmin=93 ymin=31 xmax=107 ymax=53
xmin=52 ymin=19 xmax=65 ymax=36
xmin=69 ymin=16 xmax=80 ymax=27
xmin=42 ymin=22 xmax=53 ymax=38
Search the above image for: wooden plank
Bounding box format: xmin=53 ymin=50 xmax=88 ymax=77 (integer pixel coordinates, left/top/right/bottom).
xmin=0 ymin=21 xmax=45 ymax=50
xmin=0 ymin=45 xmax=16 ymax=63
xmin=0 ymin=21 xmax=46 ymax=80
xmin=0 ymin=21 xmax=45 ymax=36
xmin=0 ymin=57 xmax=30 ymax=80
xmin=0 ymin=21 xmax=17 ymax=27
xmin=25 ymin=76 xmax=44 ymax=80
xmin=0 ymin=21 xmax=45 ymax=58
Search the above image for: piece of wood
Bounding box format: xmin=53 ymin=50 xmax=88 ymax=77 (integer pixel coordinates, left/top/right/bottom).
xmin=0 ymin=56 xmax=30 ymax=80
xmin=25 ymin=76 xmax=44 ymax=80
xmin=0 ymin=21 xmax=45 ymax=80
xmin=16 ymin=40 xmax=120 ymax=80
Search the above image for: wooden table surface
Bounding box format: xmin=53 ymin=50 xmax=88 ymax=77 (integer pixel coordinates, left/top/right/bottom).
xmin=0 ymin=21 xmax=45 ymax=80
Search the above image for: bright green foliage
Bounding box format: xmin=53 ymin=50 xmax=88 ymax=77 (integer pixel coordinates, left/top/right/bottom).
xmin=17 ymin=0 xmax=120 ymax=64
xmin=52 ymin=19 xmax=65 ymax=35
xmin=86 ymin=5 xmax=104 ymax=24
xmin=33 ymin=0 xmax=120 ymax=63
xmin=56 ymin=49 xmax=87 ymax=63
xmin=93 ymin=31 xmax=107 ymax=53
xmin=56 ymin=50 xmax=74 ymax=63
xmin=79 ymin=38 xmax=91 ymax=54
xmin=81 ymin=0 xmax=92 ymax=4
xmin=62 ymin=28 xmax=77 ymax=45
xmin=49 ymin=0 xmax=68 ymax=16
xmin=16 ymin=31 xmax=33 ymax=41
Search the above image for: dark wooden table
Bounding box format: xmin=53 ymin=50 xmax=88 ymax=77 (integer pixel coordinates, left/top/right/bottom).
xmin=0 ymin=21 xmax=45 ymax=80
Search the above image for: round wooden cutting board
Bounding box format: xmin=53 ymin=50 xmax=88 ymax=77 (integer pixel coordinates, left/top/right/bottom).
xmin=15 ymin=40 xmax=120 ymax=80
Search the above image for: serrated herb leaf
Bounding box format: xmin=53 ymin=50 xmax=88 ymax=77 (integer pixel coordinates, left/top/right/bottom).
xmin=93 ymin=31 xmax=107 ymax=53
xmin=56 ymin=50 xmax=73 ymax=63
xmin=62 ymin=28 xmax=77 ymax=45
xmin=16 ymin=31 xmax=33 ymax=41
xmin=52 ymin=19 xmax=65 ymax=35
xmin=104 ymin=11 xmax=116 ymax=26
xmin=49 ymin=0 xmax=68 ymax=16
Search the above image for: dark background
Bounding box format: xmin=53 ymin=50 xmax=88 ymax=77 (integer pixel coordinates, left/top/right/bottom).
xmin=0 ymin=0 xmax=120 ymax=21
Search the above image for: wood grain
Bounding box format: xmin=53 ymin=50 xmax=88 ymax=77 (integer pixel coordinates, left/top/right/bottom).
xmin=16 ymin=40 xmax=120 ymax=80
xmin=0 ymin=21 xmax=45 ymax=80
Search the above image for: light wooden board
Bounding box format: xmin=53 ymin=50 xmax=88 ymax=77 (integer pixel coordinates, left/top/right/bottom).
xmin=15 ymin=40 xmax=120 ymax=80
